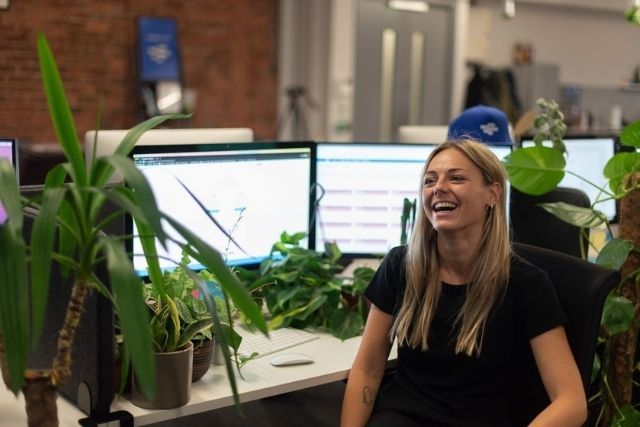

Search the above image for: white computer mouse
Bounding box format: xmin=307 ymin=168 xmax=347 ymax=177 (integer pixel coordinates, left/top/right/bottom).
xmin=269 ymin=352 xmax=314 ymax=367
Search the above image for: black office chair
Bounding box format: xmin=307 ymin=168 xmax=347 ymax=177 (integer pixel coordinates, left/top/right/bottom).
xmin=510 ymin=243 xmax=620 ymax=426
xmin=511 ymin=187 xmax=591 ymax=258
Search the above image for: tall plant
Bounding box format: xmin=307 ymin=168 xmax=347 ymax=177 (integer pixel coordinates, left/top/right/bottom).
xmin=504 ymin=99 xmax=640 ymax=426
xmin=0 ymin=33 xmax=267 ymax=426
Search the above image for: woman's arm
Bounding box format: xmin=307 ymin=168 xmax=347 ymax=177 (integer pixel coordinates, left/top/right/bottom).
xmin=341 ymin=305 xmax=394 ymax=427
xmin=529 ymin=326 xmax=587 ymax=427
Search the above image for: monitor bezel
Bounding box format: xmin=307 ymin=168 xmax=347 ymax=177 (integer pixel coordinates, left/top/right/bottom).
xmin=0 ymin=137 xmax=19 ymax=181
xmin=126 ymin=140 xmax=317 ymax=275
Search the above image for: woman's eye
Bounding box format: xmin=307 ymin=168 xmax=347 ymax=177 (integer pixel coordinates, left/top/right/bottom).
xmin=424 ymin=177 xmax=436 ymax=186
xmin=450 ymin=175 xmax=465 ymax=183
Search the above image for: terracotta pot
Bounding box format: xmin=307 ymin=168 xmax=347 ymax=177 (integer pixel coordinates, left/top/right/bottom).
xmin=131 ymin=341 xmax=193 ymax=409
xmin=191 ymin=338 xmax=214 ymax=382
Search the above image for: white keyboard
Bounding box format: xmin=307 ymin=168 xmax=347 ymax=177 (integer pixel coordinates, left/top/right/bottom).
xmin=238 ymin=327 xmax=320 ymax=358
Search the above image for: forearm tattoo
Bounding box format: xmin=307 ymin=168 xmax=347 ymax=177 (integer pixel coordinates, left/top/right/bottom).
xmin=362 ymin=386 xmax=377 ymax=407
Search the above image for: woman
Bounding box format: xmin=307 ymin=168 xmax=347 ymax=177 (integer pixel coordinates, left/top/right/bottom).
xmin=341 ymin=140 xmax=586 ymax=426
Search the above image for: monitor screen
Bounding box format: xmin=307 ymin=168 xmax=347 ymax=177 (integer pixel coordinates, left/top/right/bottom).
xmin=129 ymin=142 xmax=315 ymax=275
xmin=315 ymin=142 xmax=512 ymax=257
xmin=521 ymin=137 xmax=617 ymax=220
xmin=0 ymin=138 xmax=18 ymax=224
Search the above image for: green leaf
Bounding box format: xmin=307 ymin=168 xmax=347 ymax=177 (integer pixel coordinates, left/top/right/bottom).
xmin=280 ymin=231 xmax=307 ymax=245
xmin=0 ymin=225 xmax=29 ymax=394
xmin=56 ymin=198 xmax=77 ymax=279
xmin=0 ymin=159 xmax=24 ymax=233
xmin=503 ymin=146 xmax=566 ymax=195
xmin=37 ymin=33 xmax=86 ymax=187
xmin=106 ymin=154 xmax=166 ymax=245
xmin=595 ymin=238 xmax=633 ymax=270
xmin=537 ymin=202 xmax=607 ymax=228
xmin=330 ymin=309 xmax=364 ymax=340
xmin=43 ymin=163 xmax=69 ymax=188
xmin=619 ymin=120 xmax=640 ymax=148
xmin=601 ymin=294 xmax=633 ymax=336
xmin=612 ymin=404 xmax=640 ymax=427
xmin=176 ymin=318 xmax=214 ymax=349
xmin=164 ymin=215 xmax=267 ymax=334
xmin=297 ymin=293 xmax=327 ymax=321
xmin=101 ymin=235 xmax=155 ymax=399
xmin=134 ymin=219 xmax=164 ymax=294
xmin=324 ymin=242 xmax=342 ymax=264
xmin=29 ymin=187 xmax=66 ymax=343
xmin=603 ymin=152 xmax=640 ymax=194
xmin=91 ymin=113 xmax=190 ymax=187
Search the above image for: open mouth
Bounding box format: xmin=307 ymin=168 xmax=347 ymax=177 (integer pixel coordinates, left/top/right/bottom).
xmin=432 ymin=201 xmax=458 ymax=213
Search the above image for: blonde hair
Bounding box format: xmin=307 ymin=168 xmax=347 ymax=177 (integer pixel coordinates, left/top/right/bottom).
xmin=391 ymin=140 xmax=511 ymax=356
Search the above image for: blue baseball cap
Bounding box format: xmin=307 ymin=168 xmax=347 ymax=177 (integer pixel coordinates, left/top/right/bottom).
xmin=447 ymin=105 xmax=513 ymax=146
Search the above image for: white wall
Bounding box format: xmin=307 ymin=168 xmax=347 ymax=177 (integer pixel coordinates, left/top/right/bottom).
xmin=278 ymin=0 xmax=330 ymax=140
xmin=468 ymin=0 xmax=640 ymax=86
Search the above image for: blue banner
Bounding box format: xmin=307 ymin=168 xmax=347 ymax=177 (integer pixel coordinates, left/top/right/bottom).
xmin=138 ymin=17 xmax=180 ymax=81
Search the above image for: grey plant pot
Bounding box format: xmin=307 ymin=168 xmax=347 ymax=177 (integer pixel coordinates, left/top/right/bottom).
xmin=131 ymin=341 xmax=194 ymax=409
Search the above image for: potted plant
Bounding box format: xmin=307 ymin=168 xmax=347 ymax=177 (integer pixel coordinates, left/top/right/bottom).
xmin=236 ymin=231 xmax=375 ymax=341
xmin=0 ymin=33 xmax=267 ymax=426
xmin=147 ymin=250 xmax=218 ymax=385
xmin=130 ymin=273 xmax=214 ymax=409
xmin=504 ymin=98 xmax=640 ymax=426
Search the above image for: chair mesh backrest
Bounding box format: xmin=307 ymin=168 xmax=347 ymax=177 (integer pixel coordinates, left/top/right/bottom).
xmin=510 ymin=243 xmax=619 ymax=426
xmin=22 ymin=185 xmax=122 ymax=417
xmin=511 ymin=187 xmax=591 ymax=258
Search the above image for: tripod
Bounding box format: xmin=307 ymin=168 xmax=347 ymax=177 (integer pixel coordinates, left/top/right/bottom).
xmin=276 ymin=86 xmax=315 ymax=140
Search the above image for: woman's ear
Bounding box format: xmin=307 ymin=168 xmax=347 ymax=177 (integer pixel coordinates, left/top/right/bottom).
xmin=488 ymin=182 xmax=502 ymax=206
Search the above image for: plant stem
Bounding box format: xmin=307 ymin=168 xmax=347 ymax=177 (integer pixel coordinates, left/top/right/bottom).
xmin=565 ymin=171 xmax=615 ymax=198
xmin=22 ymin=370 xmax=58 ymax=427
xmin=51 ymin=279 xmax=89 ymax=386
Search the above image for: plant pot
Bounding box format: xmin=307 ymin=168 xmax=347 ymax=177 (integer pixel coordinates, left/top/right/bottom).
xmin=191 ymin=338 xmax=215 ymax=382
xmin=131 ymin=341 xmax=193 ymax=409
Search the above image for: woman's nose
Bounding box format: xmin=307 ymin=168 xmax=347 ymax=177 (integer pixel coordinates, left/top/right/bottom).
xmin=433 ymin=179 xmax=447 ymax=196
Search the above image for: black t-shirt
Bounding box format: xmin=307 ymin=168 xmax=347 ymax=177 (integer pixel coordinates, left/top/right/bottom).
xmin=364 ymin=246 xmax=567 ymax=427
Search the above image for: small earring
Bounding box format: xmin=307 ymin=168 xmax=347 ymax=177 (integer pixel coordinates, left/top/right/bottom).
xmin=486 ymin=204 xmax=494 ymax=211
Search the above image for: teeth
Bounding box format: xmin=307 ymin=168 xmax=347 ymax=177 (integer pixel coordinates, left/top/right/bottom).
xmin=434 ymin=202 xmax=456 ymax=210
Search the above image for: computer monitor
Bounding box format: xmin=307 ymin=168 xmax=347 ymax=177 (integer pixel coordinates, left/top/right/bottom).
xmin=84 ymin=127 xmax=254 ymax=181
xmin=0 ymin=138 xmax=18 ymax=223
xmin=128 ymin=141 xmax=315 ymax=275
xmin=521 ymin=136 xmax=617 ymax=221
xmin=315 ymin=142 xmax=512 ymax=257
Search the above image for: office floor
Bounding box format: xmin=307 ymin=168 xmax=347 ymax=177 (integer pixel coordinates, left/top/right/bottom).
xmin=148 ymin=380 xmax=345 ymax=426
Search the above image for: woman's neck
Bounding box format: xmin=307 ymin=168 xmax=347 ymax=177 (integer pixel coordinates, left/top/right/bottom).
xmin=437 ymin=231 xmax=482 ymax=285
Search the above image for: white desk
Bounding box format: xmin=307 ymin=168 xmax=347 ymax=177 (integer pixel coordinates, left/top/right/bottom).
xmin=1 ymin=332 xmax=396 ymax=426
xmin=0 ymin=386 xmax=86 ymax=426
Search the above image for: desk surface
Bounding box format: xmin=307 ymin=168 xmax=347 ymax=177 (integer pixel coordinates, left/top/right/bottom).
xmin=1 ymin=332 xmax=395 ymax=426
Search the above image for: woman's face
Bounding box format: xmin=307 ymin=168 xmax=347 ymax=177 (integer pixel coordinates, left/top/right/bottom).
xmin=422 ymin=148 xmax=500 ymax=236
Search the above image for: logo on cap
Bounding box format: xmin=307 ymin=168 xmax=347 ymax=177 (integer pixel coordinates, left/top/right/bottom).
xmin=480 ymin=122 xmax=499 ymax=136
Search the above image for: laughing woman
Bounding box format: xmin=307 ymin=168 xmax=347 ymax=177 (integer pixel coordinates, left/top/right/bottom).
xmin=340 ymin=140 xmax=586 ymax=427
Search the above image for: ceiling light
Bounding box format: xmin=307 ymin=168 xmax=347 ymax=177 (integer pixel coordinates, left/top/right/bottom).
xmin=387 ymin=0 xmax=429 ymax=13
xmin=503 ymin=0 xmax=516 ymax=19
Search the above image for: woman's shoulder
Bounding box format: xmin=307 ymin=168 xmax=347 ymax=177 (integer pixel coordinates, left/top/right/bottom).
xmin=508 ymin=251 xmax=551 ymax=288
xmin=386 ymin=245 xmax=407 ymax=260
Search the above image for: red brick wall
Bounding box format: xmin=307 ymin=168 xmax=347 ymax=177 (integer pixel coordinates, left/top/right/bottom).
xmin=0 ymin=0 xmax=279 ymax=144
